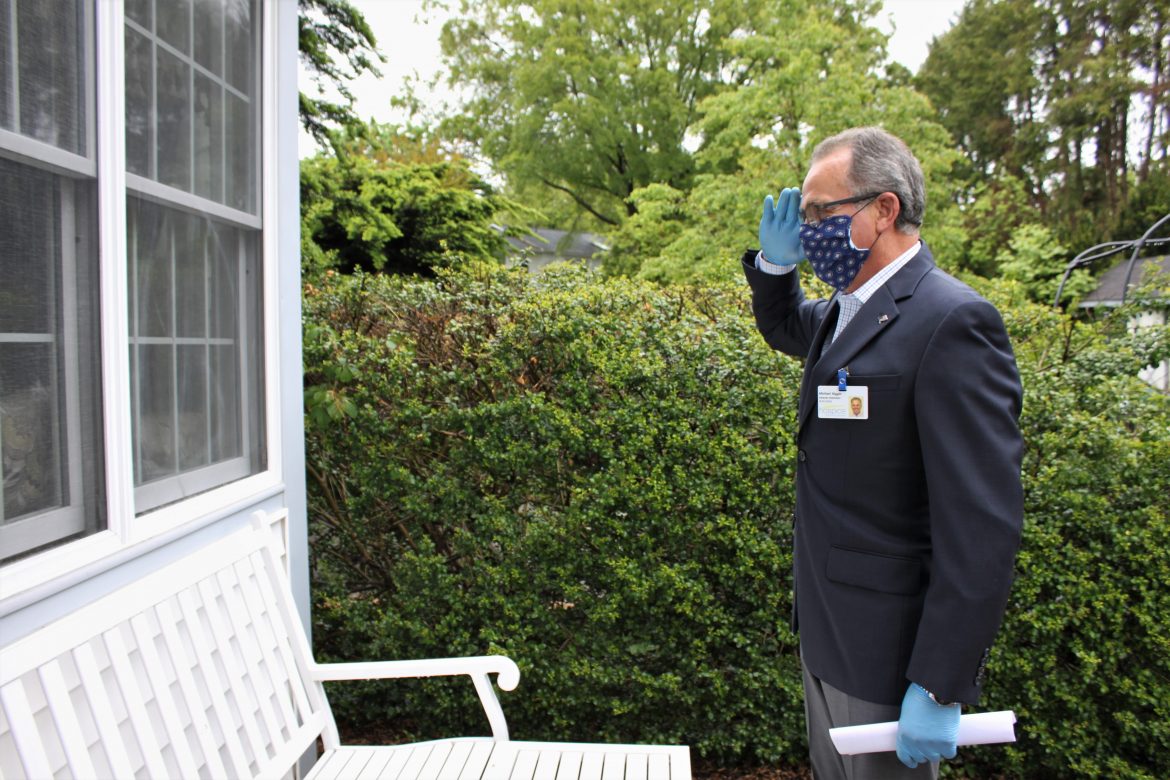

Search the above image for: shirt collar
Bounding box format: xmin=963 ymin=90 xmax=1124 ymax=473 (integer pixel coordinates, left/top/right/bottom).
xmin=841 ymin=240 xmax=921 ymax=305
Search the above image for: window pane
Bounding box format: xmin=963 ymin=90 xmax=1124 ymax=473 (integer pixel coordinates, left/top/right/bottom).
xmin=209 ymin=344 xmax=239 ymax=461
xmin=223 ymin=0 xmax=251 ymax=93
xmin=126 ymin=0 xmax=151 ymax=29
xmin=175 ymin=217 xmax=206 ymax=337
xmin=126 ymin=0 xmax=256 ymax=214
xmin=194 ymin=73 xmax=222 ymax=202
xmin=156 ymin=47 xmax=190 ymax=191
xmin=124 ymin=27 xmax=153 ymax=178
xmin=157 ymin=0 xmax=190 ymax=55
xmin=224 ymin=91 xmax=253 ymax=212
xmin=177 ymin=345 xmax=209 ymax=470
xmin=194 ymin=0 xmax=222 ymax=76
xmin=137 ymin=343 xmax=176 ymax=483
xmin=0 ymin=156 xmax=104 ymax=562
xmin=6 ymin=0 xmax=87 ymax=155
xmin=1 ymin=343 xmax=62 ymax=518
xmin=128 ymin=197 xmax=265 ymax=510
xmin=133 ymin=202 xmax=174 ymax=338
xmin=0 ymin=0 xmax=11 ymax=130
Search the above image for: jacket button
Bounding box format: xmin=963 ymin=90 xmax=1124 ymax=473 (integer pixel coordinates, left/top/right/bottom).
xmin=798 ymin=449 xmax=807 ymax=463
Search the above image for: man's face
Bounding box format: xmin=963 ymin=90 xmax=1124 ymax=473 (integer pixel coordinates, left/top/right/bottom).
xmin=850 ymin=397 xmax=862 ymax=415
xmin=801 ymin=147 xmax=878 ymax=248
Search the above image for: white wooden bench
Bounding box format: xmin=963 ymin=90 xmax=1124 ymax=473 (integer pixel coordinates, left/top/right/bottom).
xmin=0 ymin=516 xmax=691 ymax=779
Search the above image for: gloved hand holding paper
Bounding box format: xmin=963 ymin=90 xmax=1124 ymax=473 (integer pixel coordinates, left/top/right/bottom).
xmin=830 ymin=711 xmax=1017 ymax=756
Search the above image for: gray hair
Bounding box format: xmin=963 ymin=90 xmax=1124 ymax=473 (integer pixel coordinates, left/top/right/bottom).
xmin=811 ymin=127 xmax=926 ymax=233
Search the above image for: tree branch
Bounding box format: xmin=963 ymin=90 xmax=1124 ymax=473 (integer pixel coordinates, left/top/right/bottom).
xmin=539 ymin=177 xmax=621 ymax=225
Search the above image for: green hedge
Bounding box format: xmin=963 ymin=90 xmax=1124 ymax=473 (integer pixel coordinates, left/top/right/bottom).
xmin=303 ymin=264 xmax=1170 ymax=777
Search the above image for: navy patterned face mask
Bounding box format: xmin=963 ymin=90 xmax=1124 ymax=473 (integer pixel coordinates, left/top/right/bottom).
xmin=799 ymin=214 xmax=871 ymax=292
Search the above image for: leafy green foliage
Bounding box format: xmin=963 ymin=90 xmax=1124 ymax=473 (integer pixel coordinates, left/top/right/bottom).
xmin=305 ymin=265 xmax=803 ymax=763
xmin=595 ymin=2 xmax=964 ymax=284
xmin=917 ymin=0 xmax=1169 ymax=247
xmin=996 ymin=223 xmax=1093 ymax=305
xmin=298 ymin=0 xmax=383 ymax=149
xmin=304 ymin=263 xmax=1170 ymax=776
xmin=300 ymin=126 xmax=530 ymax=278
xmin=436 ymin=0 xmax=774 ymax=226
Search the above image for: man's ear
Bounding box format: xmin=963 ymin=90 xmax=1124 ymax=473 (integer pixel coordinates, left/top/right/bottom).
xmin=875 ymin=191 xmax=901 ymax=230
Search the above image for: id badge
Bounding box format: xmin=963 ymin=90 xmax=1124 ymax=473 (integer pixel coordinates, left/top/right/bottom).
xmin=817 ymin=384 xmax=869 ymax=419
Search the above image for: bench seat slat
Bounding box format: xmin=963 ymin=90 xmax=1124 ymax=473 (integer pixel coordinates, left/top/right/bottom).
xmin=625 ymin=753 xmax=649 ymax=780
xmin=362 ymin=743 xmax=414 ymax=780
xmin=532 ymin=747 xmax=561 ymax=780
xmin=554 ymin=751 xmax=583 ymax=780
xmin=459 ymin=739 xmax=497 ymax=780
xmin=647 ymin=754 xmax=670 ymax=780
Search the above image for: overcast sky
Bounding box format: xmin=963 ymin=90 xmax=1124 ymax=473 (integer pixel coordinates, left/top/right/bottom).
xmin=300 ymin=0 xmax=969 ymax=157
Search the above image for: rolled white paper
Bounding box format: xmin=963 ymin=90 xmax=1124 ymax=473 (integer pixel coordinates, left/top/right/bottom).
xmin=830 ymin=710 xmax=1017 ymax=755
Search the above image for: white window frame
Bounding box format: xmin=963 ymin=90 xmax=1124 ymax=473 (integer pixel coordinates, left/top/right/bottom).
xmin=0 ymin=0 xmax=284 ymax=603
xmin=0 ymin=0 xmax=97 ymax=560
xmin=0 ymin=176 xmax=88 ymax=555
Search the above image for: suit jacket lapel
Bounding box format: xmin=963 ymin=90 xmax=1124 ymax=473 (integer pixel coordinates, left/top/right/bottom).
xmin=797 ymin=293 xmax=842 ymax=425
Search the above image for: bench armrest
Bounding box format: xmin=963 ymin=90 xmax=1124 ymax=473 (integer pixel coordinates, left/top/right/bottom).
xmin=309 ymin=655 xmax=520 ymax=740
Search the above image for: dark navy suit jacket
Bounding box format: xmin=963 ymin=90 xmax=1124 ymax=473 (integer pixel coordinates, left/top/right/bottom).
xmin=742 ymin=243 xmax=1023 ymax=705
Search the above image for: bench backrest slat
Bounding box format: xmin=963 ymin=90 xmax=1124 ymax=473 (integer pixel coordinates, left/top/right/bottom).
xmin=102 ymin=623 xmax=172 ymax=778
xmin=37 ymin=659 xmax=99 ymax=778
xmin=196 ymin=575 xmax=283 ymax=763
xmin=129 ymin=608 xmax=211 ymax=777
xmin=0 ymin=524 xmax=332 ymax=780
xmin=72 ymin=642 xmax=138 ymax=778
xmin=1 ymin=679 xmax=56 ymax=778
xmin=175 ymin=586 xmax=256 ymax=778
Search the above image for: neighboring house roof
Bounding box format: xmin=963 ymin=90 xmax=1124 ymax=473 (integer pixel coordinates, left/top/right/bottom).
xmin=1080 ymin=254 xmax=1170 ymax=307
xmin=503 ymin=228 xmax=608 ymax=259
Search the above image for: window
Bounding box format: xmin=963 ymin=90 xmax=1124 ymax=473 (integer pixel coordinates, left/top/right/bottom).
xmin=127 ymin=199 xmax=265 ymax=512
xmin=125 ymin=0 xmax=265 ymax=513
xmin=0 ymin=0 xmax=269 ymax=565
xmin=0 ymin=0 xmax=104 ymax=562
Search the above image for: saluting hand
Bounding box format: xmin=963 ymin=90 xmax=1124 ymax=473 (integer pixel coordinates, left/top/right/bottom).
xmin=758 ymin=187 xmax=806 ymax=266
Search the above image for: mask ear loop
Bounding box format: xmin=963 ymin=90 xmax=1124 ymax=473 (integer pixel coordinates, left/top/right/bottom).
xmin=848 ymin=195 xmax=888 ymax=252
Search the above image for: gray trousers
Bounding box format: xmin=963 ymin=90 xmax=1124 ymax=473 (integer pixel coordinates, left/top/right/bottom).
xmin=802 ymin=660 xmax=938 ymax=780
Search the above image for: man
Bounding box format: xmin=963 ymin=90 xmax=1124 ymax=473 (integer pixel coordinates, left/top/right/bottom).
xmin=741 ymin=127 xmax=1023 ymax=779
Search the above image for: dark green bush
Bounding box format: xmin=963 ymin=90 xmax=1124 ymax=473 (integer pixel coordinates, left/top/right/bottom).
xmin=304 ymin=264 xmax=805 ymax=763
xmin=304 ymin=265 xmax=1170 ymax=777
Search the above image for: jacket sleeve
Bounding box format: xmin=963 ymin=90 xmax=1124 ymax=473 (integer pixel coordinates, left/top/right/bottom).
xmin=906 ymin=297 xmax=1024 ymax=704
xmin=741 ymin=250 xmax=830 ymax=359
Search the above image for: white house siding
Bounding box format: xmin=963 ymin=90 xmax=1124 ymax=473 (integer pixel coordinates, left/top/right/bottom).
xmin=1134 ymin=310 xmax=1169 ymax=392
xmin=0 ymin=0 xmax=306 ymax=648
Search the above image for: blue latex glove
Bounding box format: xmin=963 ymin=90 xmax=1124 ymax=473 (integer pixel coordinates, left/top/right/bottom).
xmin=758 ymin=187 xmax=806 ymax=266
xmin=895 ymin=683 xmax=961 ymax=768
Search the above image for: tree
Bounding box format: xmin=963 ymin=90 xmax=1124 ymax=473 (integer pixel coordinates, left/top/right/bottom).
xmin=603 ymin=1 xmax=965 ymax=282
xmin=917 ymin=0 xmax=1170 ymax=247
xmin=434 ymin=0 xmax=784 ymax=226
xmin=996 ymin=223 xmax=1095 ymax=304
xmin=301 ymin=124 xmax=530 ymax=278
xmin=299 ymin=0 xmax=383 ymax=148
